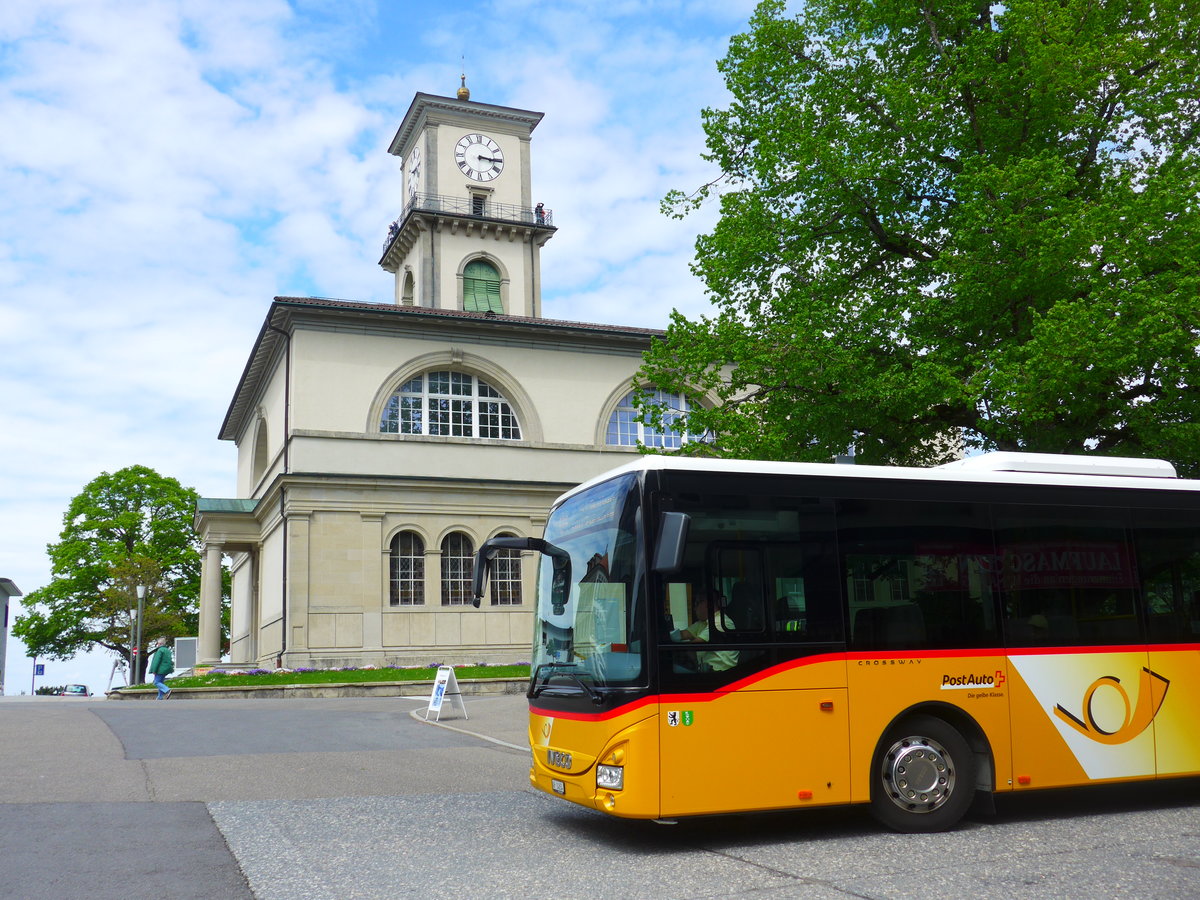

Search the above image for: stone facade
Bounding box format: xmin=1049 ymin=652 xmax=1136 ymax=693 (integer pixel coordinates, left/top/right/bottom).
xmin=193 ymin=89 xmax=667 ymax=668
xmin=196 ymin=300 xmax=658 ymax=669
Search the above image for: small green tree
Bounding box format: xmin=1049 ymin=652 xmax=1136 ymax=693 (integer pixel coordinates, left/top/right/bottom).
xmin=13 ymin=466 xmax=222 ymax=676
xmin=644 ymin=0 xmax=1200 ymax=472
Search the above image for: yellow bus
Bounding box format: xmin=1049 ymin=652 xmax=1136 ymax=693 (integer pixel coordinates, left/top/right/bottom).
xmin=473 ymin=452 xmax=1200 ymax=832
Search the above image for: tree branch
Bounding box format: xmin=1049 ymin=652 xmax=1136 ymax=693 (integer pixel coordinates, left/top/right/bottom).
xmin=858 ymin=202 xmax=940 ymax=260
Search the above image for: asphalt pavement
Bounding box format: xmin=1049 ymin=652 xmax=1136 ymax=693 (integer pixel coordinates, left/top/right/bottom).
xmin=5 ymin=692 xmax=1200 ymax=899
xmin=0 ymin=692 xmax=532 ymax=899
xmin=410 ymin=688 xmax=528 ymax=750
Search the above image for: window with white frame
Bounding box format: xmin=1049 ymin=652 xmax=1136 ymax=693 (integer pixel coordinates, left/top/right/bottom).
xmin=389 ymin=531 xmax=424 ymax=606
xmin=380 ymin=371 xmax=521 ymax=440
xmin=605 ymin=388 xmax=699 ymax=449
xmin=441 ymin=532 xmax=475 ymax=606
xmin=489 ymin=532 xmax=522 ymax=606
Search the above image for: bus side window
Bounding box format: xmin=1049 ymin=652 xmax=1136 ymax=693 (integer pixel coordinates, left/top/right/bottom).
xmin=994 ymin=505 xmax=1140 ymax=647
xmin=769 ymin=542 xmax=842 ymax=643
xmin=662 ymin=493 xmax=842 ymax=661
xmin=710 ymin=546 xmax=768 ymax=639
xmin=1134 ymin=509 xmax=1200 ymax=642
xmin=839 ymin=498 xmax=998 ymax=651
xmin=726 ymin=580 xmax=765 ymax=632
xmin=853 ymin=604 xmax=927 ymax=649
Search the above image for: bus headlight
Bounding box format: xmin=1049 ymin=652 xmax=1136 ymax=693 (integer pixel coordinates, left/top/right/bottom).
xmin=596 ymin=764 xmax=624 ymax=791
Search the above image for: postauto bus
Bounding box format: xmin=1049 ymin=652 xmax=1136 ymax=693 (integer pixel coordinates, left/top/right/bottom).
xmin=471 ymin=452 xmax=1200 ymax=832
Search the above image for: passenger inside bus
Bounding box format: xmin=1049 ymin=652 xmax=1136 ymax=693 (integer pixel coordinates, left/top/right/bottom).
xmin=725 ymin=581 xmax=765 ymax=631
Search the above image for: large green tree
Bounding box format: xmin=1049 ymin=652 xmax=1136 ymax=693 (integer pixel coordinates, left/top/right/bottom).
xmin=14 ymin=466 xmax=207 ymax=672
xmin=643 ymin=0 xmax=1200 ymax=472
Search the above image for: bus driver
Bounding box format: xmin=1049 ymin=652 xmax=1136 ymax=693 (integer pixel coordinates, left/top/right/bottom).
xmin=671 ymin=587 xmax=739 ymax=672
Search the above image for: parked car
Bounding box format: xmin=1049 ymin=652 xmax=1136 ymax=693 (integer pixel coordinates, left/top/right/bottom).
xmin=59 ymin=684 xmax=91 ymax=697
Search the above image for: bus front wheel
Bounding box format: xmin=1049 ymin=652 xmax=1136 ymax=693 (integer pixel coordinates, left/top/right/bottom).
xmin=870 ymin=714 xmax=974 ymax=833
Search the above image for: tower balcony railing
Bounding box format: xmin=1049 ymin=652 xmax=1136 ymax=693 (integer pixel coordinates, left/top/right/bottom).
xmin=384 ymin=193 xmax=554 ymax=252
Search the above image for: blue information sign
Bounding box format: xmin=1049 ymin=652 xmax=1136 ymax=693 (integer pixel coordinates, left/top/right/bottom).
xmin=34 ymin=664 xmax=44 ymax=676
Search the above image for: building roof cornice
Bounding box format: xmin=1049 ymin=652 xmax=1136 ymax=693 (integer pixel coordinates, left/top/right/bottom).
xmin=218 ymin=297 xmax=663 ymax=443
xmin=387 ymin=92 xmax=545 ymax=158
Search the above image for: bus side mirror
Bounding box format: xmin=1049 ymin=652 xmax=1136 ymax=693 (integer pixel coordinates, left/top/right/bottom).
xmin=472 ymin=537 xmax=571 ymax=610
xmin=651 ymin=512 xmax=690 ymax=573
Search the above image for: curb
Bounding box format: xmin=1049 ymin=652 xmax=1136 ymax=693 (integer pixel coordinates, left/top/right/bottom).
xmin=107 ymin=677 xmax=528 ymax=701
xmin=407 ymin=706 xmax=528 ymax=753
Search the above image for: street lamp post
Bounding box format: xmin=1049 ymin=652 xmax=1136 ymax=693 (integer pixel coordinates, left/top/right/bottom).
xmin=134 ymin=585 xmax=146 ymax=683
xmin=128 ymin=600 xmax=135 ymax=684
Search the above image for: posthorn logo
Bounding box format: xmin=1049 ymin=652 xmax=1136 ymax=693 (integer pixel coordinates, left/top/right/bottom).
xmin=1054 ymin=667 xmax=1169 ymax=745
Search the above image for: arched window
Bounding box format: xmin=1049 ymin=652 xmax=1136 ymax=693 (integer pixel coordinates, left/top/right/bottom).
xmin=389 ymin=532 xmax=424 ymax=606
xmin=462 ymin=259 xmax=502 ymax=313
xmin=490 ymin=532 xmax=522 ymax=606
xmin=380 ymin=371 xmax=522 ymax=440
xmin=252 ymin=419 xmax=269 ymax=483
xmin=606 ymin=388 xmax=699 ymax=449
xmin=441 ymin=532 xmax=474 ymax=606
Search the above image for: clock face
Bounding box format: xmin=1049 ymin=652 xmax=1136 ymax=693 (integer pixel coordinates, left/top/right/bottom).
xmin=407 ymin=145 xmax=421 ymax=200
xmin=455 ymin=132 xmax=504 ymax=182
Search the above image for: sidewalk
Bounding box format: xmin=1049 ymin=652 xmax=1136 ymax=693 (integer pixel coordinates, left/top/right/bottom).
xmin=410 ymin=690 xmax=529 ymax=751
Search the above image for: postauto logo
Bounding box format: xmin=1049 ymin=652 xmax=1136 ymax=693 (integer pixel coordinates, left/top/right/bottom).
xmin=1053 ymin=668 xmax=1170 ymax=745
xmin=940 ymin=670 xmax=1006 ymax=690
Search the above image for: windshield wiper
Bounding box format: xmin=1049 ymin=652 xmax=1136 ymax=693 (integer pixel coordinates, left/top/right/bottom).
xmin=531 ymin=662 xmax=604 ymax=706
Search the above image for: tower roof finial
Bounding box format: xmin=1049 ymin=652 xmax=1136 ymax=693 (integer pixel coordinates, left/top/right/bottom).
xmin=457 ymin=63 xmax=470 ymax=101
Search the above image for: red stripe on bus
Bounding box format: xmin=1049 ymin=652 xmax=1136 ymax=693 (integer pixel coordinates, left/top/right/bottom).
xmin=529 ymin=642 xmax=1200 ymax=722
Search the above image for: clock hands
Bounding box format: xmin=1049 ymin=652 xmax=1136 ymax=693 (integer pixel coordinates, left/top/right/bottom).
xmin=455 ymin=136 xmax=504 ymax=180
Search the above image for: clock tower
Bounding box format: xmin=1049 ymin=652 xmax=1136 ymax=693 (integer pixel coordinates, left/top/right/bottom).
xmin=380 ymin=82 xmax=556 ymax=317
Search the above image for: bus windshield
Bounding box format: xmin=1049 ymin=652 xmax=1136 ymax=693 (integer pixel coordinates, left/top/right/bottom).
xmin=532 ymin=473 xmax=645 ymax=696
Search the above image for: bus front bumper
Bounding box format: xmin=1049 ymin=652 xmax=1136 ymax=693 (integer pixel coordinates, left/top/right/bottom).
xmin=529 ymin=710 xmax=661 ymax=818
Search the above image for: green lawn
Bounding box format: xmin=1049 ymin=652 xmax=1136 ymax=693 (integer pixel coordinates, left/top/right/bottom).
xmin=120 ymin=664 xmax=530 ymax=691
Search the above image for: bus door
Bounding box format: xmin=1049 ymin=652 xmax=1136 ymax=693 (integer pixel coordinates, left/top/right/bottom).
xmin=997 ymin=506 xmax=1155 ymax=789
xmin=657 ymin=573 xmax=850 ymax=815
xmin=655 ymin=497 xmax=851 ymax=817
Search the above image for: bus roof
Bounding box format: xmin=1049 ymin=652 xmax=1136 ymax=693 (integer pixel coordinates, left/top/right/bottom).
xmin=555 ymin=452 xmax=1194 ymax=508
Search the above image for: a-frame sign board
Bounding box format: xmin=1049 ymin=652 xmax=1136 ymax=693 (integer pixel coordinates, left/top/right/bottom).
xmin=424 ymin=665 xmax=468 ymax=721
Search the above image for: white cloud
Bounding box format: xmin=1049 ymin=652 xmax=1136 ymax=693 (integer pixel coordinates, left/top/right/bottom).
xmin=0 ymin=0 xmax=748 ymax=693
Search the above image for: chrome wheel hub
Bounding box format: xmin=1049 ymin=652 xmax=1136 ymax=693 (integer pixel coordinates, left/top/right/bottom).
xmin=881 ymin=735 xmax=956 ymax=813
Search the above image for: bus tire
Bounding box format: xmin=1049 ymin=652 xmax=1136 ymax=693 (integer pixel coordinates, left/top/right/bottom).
xmin=870 ymin=714 xmax=974 ymax=833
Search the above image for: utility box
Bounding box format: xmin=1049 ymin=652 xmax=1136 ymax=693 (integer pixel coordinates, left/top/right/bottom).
xmin=0 ymin=579 xmax=22 ymax=696
xmin=174 ymin=637 xmax=198 ymax=672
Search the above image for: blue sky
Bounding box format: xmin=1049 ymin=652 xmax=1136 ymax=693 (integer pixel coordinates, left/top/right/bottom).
xmin=0 ymin=0 xmax=759 ymax=693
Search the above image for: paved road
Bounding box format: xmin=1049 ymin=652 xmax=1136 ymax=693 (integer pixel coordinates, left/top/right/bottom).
xmin=2 ymin=694 xmax=1200 ymax=899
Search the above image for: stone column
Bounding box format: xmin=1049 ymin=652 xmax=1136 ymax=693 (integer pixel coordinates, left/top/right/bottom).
xmin=198 ymin=542 xmax=224 ymax=665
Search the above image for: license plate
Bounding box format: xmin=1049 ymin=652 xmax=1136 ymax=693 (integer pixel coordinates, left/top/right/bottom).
xmin=552 ymin=779 xmax=566 ymax=795
xmin=547 ymin=749 xmax=572 ymax=770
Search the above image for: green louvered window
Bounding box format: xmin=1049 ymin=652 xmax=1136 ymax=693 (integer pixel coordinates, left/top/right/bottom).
xmin=463 ymin=260 xmax=502 ymax=313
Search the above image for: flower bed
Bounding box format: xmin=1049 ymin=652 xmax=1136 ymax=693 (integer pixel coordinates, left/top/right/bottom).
xmin=118 ymin=663 xmax=530 ymax=691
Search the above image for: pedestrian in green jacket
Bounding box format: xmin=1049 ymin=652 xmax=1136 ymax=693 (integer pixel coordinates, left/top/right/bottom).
xmin=147 ymin=637 xmax=174 ymax=699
